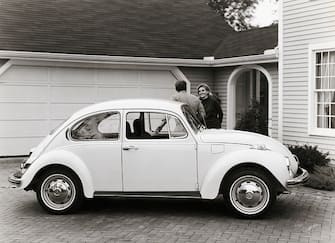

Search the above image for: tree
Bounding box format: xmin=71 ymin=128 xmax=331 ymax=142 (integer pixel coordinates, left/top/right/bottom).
xmin=207 ymin=0 xmax=259 ymax=31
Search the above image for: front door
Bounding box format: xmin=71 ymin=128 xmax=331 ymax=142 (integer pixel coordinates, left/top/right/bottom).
xmin=122 ymin=111 xmax=198 ymax=192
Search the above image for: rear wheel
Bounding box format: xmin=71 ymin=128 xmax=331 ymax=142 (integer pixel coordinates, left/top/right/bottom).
xmin=36 ymin=169 xmax=83 ymax=214
xmin=223 ymin=168 xmax=276 ymax=218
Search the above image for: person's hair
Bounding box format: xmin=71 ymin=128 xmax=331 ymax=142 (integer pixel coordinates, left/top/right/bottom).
xmin=197 ymin=83 xmax=211 ymax=93
xmin=175 ymin=80 xmax=187 ymax=92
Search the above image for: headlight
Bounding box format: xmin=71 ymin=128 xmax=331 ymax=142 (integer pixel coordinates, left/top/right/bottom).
xmin=293 ymin=154 xmax=300 ymax=166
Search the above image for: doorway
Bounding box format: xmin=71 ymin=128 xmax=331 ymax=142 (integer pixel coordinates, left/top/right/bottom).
xmin=227 ymin=65 xmax=272 ymax=136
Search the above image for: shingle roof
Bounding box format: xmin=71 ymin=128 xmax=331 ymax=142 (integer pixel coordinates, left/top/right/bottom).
xmin=213 ymin=25 xmax=278 ymax=58
xmin=0 ymin=0 xmax=235 ymax=59
xmin=0 ymin=0 xmax=277 ymax=60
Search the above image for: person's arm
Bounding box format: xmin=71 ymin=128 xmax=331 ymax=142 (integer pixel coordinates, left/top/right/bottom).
xmin=154 ymin=118 xmax=167 ymax=134
xmin=214 ymin=99 xmax=223 ymax=123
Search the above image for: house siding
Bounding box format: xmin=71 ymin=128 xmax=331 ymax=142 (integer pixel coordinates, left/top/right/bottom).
xmin=213 ymin=66 xmax=235 ymax=130
xmin=282 ymin=0 xmax=335 ymax=158
xmin=179 ymin=67 xmax=215 ymax=96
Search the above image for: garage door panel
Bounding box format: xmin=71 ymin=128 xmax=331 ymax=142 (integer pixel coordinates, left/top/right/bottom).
xmin=50 ymin=103 xmax=92 ymax=119
xmin=97 ymin=69 xmax=139 ymax=85
xmin=0 ymin=84 xmax=48 ymax=102
xmin=50 ymin=119 xmax=66 ymax=130
xmin=140 ymin=88 xmax=174 ymax=99
xmin=0 ymin=120 xmax=49 ymax=137
xmin=139 ymin=71 xmax=176 ymax=87
xmin=0 ymin=103 xmax=49 ymax=120
xmin=50 ymin=67 xmax=95 ymax=84
xmin=97 ymin=87 xmax=141 ymax=100
xmin=50 ymin=86 xmax=95 ymax=103
xmin=0 ymin=65 xmax=48 ymax=83
xmin=0 ymin=137 xmax=43 ymax=155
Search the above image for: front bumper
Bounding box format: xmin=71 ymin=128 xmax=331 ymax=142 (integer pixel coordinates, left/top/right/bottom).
xmin=287 ymin=167 xmax=309 ymax=187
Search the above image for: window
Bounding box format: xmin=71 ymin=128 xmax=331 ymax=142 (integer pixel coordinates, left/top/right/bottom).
xmin=313 ymin=50 xmax=335 ymax=131
xmin=71 ymin=112 xmax=120 ymax=140
xmin=126 ymin=112 xmax=187 ymax=139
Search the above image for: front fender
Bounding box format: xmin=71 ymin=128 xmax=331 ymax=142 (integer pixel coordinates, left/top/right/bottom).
xmin=200 ymin=149 xmax=289 ymax=199
xmin=21 ymin=149 xmax=94 ymax=198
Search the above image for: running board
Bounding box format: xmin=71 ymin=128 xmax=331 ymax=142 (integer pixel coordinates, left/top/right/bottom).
xmin=94 ymin=191 xmax=201 ymax=199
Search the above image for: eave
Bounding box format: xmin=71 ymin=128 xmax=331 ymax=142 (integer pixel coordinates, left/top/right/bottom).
xmin=0 ymin=50 xmax=278 ymax=68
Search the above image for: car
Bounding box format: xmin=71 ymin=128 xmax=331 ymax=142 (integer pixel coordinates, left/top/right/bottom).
xmin=9 ymin=98 xmax=309 ymax=218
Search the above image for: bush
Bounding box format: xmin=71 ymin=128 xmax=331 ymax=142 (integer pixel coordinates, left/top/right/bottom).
xmin=235 ymin=101 xmax=268 ymax=136
xmin=288 ymin=145 xmax=330 ymax=173
xmin=305 ymin=165 xmax=335 ymax=191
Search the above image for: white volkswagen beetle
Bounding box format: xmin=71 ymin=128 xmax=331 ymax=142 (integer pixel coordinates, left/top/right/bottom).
xmin=9 ymin=99 xmax=308 ymax=218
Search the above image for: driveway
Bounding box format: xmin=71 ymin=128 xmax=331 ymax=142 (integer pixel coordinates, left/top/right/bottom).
xmin=1 ymin=159 xmax=335 ymax=243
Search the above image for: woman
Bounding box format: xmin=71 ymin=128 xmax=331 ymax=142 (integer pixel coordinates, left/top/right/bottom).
xmin=197 ymin=83 xmax=223 ymax=129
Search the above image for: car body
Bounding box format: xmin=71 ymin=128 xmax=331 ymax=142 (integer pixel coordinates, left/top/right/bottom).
xmin=9 ymin=98 xmax=309 ymax=218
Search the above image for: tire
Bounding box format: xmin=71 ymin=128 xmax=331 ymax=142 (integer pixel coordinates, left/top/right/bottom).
xmin=222 ymin=168 xmax=276 ymax=218
xmin=36 ymin=169 xmax=83 ymax=214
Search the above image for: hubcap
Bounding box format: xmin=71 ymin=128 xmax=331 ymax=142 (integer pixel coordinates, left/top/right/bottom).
xmin=236 ymin=181 xmax=263 ymax=207
xmin=41 ymin=174 xmax=76 ymax=211
xmin=230 ymin=175 xmax=270 ymax=215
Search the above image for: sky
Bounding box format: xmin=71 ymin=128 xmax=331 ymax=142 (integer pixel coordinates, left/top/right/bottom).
xmin=250 ymin=0 xmax=279 ymax=27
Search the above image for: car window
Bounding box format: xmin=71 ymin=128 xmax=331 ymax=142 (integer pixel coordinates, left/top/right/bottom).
xmin=71 ymin=112 xmax=120 ymax=140
xmin=126 ymin=112 xmax=187 ymax=139
xmin=167 ymin=115 xmax=187 ymax=138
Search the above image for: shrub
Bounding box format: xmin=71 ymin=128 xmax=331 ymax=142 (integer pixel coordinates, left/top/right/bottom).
xmin=235 ymin=101 xmax=268 ymax=136
xmin=288 ymin=145 xmax=330 ymax=172
xmin=305 ymin=165 xmax=335 ymax=191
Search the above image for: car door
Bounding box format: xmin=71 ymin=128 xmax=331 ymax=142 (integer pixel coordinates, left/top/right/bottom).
xmin=122 ymin=110 xmax=198 ymax=192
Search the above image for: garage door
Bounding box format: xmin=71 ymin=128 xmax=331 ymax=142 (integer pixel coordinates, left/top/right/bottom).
xmin=0 ymin=64 xmax=177 ymax=155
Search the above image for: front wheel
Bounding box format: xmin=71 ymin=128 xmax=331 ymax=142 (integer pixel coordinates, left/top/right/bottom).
xmin=223 ymin=168 xmax=276 ymax=218
xmin=36 ymin=169 xmax=83 ymax=214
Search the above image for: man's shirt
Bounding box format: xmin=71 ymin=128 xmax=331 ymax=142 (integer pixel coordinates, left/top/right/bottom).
xmin=172 ymin=91 xmax=206 ymax=118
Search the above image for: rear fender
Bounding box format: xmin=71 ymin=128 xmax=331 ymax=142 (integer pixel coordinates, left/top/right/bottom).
xmin=200 ymin=149 xmax=289 ymax=199
xmin=21 ymin=149 xmax=94 ymax=198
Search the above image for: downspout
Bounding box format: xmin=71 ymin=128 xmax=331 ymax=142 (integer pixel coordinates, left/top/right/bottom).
xmin=278 ymin=0 xmax=284 ymax=142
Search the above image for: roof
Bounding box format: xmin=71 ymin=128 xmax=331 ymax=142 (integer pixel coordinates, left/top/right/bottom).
xmin=0 ymin=0 xmax=234 ymax=59
xmin=73 ymin=99 xmax=184 ymax=119
xmin=0 ymin=0 xmax=278 ymax=60
xmin=213 ymin=25 xmax=278 ymax=58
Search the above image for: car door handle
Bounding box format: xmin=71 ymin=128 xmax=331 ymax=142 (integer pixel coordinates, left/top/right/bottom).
xmin=122 ymin=145 xmax=139 ymax=151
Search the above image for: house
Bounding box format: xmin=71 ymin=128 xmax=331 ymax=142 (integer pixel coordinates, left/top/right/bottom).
xmin=0 ymin=0 xmax=279 ymax=156
xmin=279 ymin=0 xmax=335 ymax=160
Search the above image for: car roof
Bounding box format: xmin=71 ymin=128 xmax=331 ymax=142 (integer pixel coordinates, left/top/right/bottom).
xmin=72 ymin=98 xmax=184 ymax=118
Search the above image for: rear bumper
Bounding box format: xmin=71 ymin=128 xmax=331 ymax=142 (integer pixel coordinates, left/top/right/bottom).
xmin=287 ymin=167 xmax=309 ymax=187
xmin=8 ymin=170 xmax=23 ymax=187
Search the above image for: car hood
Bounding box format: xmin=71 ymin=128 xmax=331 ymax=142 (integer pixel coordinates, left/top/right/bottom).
xmin=199 ymin=129 xmax=292 ymax=156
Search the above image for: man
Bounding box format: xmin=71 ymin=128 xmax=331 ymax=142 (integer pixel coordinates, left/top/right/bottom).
xmin=155 ymin=80 xmax=206 ymax=133
xmin=172 ymin=80 xmax=206 ymax=121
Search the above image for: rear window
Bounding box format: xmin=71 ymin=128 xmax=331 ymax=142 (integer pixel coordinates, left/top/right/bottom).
xmin=71 ymin=112 xmax=120 ymax=140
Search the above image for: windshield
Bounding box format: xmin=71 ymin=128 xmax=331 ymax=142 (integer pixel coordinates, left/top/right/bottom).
xmin=181 ymin=105 xmax=205 ymax=133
